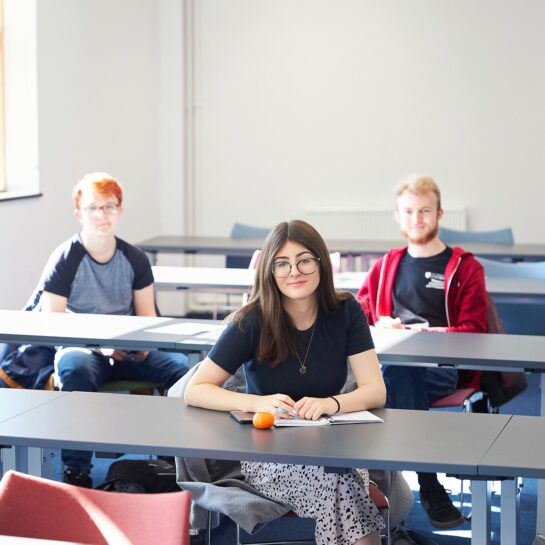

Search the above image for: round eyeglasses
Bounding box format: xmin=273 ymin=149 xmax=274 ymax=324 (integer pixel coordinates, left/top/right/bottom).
xmin=82 ymin=203 xmax=120 ymax=216
xmin=272 ymin=257 xmax=320 ymax=278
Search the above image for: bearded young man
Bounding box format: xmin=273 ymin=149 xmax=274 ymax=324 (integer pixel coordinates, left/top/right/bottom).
xmin=357 ymin=175 xmax=487 ymax=530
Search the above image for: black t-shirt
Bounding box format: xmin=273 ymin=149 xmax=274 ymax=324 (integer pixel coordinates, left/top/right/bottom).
xmin=392 ymin=247 xmax=453 ymax=328
xmin=208 ymin=297 xmax=374 ymax=400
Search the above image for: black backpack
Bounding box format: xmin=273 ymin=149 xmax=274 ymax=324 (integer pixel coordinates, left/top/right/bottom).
xmin=96 ymin=459 xmax=180 ymax=494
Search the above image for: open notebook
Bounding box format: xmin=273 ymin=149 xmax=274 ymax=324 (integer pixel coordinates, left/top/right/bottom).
xmin=274 ymin=410 xmax=383 ymax=427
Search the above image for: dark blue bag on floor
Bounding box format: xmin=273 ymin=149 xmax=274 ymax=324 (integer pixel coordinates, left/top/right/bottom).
xmin=0 ymin=343 xmax=56 ymax=390
xmin=392 ymin=526 xmax=438 ymax=545
xmin=96 ymin=459 xmax=180 ymax=494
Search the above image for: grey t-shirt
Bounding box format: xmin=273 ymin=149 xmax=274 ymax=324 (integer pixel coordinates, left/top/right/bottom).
xmin=31 ymin=234 xmax=154 ymax=315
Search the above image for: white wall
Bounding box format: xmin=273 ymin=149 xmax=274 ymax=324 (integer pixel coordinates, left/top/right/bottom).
xmin=190 ymin=0 xmax=545 ymax=242
xmin=2 ymin=0 xmax=544 ymax=309
xmin=0 ymin=0 xmax=167 ymax=309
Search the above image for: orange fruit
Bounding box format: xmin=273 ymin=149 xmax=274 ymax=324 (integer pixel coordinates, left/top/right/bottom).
xmin=252 ymin=411 xmax=275 ymax=429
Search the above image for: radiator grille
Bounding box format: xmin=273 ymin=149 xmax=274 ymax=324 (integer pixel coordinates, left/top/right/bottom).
xmin=305 ymin=208 xmax=466 ymax=241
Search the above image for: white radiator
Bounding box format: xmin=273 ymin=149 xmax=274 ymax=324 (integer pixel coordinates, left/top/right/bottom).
xmin=305 ymin=207 xmax=466 ymax=241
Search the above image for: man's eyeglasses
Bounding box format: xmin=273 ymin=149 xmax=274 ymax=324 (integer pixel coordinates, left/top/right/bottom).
xmin=82 ymin=203 xmax=119 ymax=216
xmin=272 ymin=257 xmax=320 ymax=278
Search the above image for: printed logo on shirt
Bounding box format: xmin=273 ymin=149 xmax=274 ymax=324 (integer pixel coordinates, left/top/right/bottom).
xmin=424 ymin=271 xmax=445 ymax=290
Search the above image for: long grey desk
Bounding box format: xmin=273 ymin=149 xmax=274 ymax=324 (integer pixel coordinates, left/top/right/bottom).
xmin=480 ymin=416 xmax=545 ymax=543
xmin=0 ymin=310 xmax=222 ymax=353
xmin=481 ymin=416 xmax=545 ymax=480
xmin=176 ymin=325 xmax=545 ymax=538
xmin=0 ymin=389 xmax=68 ymax=424
xmin=0 ymin=390 xmax=68 ymax=475
xmin=139 ymin=235 xmax=545 ymax=263
xmin=0 ymin=390 xmax=511 ymax=545
xmin=176 ymin=326 xmax=545 ymax=376
xmin=2 ymin=311 xmax=544 ymax=537
xmin=153 ymin=266 xmax=545 ymax=303
xmin=1 ymin=309 xmax=543 ymax=376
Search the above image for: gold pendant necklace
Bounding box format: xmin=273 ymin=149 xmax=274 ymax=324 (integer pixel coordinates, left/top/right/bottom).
xmin=295 ymin=321 xmax=316 ymax=375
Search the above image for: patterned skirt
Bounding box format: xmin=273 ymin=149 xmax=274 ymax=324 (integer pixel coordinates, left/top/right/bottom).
xmin=241 ymin=462 xmax=384 ymax=545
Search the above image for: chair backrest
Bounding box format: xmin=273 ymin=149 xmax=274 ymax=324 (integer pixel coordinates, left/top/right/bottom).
xmin=439 ymin=226 xmax=514 ymax=245
xmin=227 ymin=223 xmax=271 ymax=269
xmin=477 ymin=256 xmax=545 ymax=279
xmin=0 ymin=470 xmax=191 ymax=545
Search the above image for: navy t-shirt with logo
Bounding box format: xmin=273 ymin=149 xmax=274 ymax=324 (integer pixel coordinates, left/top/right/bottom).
xmin=392 ymin=246 xmax=453 ymax=328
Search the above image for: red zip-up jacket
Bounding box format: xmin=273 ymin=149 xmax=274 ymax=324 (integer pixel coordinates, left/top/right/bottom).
xmin=357 ymin=246 xmax=488 ymax=332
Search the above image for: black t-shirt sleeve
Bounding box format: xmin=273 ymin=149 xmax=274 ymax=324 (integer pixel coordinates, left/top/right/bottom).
xmin=41 ymin=237 xmax=84 ymax=298
xmin=208 ymin=312 xmax=261 ymax=375
xmin=118 ymin=238 xmax=154 ymax=290
xmin=345 ymin=296 xmax=375 ymax=355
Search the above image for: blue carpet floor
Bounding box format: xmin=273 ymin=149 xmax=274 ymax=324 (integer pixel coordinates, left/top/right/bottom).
xmin=53 ymin=373 xmax=540 ymax=545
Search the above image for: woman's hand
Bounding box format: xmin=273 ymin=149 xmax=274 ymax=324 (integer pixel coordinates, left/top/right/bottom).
xmin=252 ymin=394 xmax=296 ymax=419
xmin=293 ymin=397 xmax=338 ymax=420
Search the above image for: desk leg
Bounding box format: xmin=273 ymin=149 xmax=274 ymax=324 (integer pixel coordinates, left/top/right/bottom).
xmin=40 ymin=448 xmax=56 ymax=480
xmin=0 ymin=447 xmax=16 ymax=475
xmin=501 ymin=478 xmax=519 ymax=545
xmin=471 ymin=480 xmax=491 ymax=545
xmin=14 ymin=446 xmax=53 ymax=478
xmin=538 ymin=374 xmax=545 ymax=534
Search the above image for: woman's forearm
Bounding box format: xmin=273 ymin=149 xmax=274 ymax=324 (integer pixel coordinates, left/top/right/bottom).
xmin=333 ymin=382 xmax=386 ymax=414
xmin=184 ymin=382 xmax=259 ymax=412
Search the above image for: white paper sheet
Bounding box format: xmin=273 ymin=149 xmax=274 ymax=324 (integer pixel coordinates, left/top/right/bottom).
xmin=145 ymin=322 xmax=224 ymax=336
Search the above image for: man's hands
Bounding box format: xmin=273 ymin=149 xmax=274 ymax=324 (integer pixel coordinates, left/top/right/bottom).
xmin=375 ymin=316 xmax=404 ymax=329
xmin=98 ymin=348 xmax=150 ymax=363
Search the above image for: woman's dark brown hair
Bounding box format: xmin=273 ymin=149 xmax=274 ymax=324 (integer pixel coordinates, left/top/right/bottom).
xmin=232 ymin=220 xmax=351 ymax=365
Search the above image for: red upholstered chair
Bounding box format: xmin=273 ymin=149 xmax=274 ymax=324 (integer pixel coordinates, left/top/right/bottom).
xmin=429 ymin=382 xmax=489 ymax=412
xmin=0 ymin=470 xmax=191 ymax=545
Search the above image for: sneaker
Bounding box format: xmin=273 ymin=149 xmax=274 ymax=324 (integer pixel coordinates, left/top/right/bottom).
xmin=63 ymin=466 xmax=92 ymax=488
xmin=420 ymin=484 xmax=465 ymax=529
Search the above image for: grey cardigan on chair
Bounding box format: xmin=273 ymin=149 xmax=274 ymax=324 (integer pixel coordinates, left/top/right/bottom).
xmin=168 ymin=365 xmax=291 ymax=534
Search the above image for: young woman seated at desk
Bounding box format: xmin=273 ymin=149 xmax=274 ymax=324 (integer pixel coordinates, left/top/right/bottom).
xmin=185 ymin=220 xmax=387 ymax=545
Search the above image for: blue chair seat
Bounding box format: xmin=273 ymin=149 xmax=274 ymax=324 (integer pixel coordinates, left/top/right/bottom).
xmin=439 ymin=227 xmax=514 ymax=245
xmin=227 ymin=223 xmax=270 ymax=269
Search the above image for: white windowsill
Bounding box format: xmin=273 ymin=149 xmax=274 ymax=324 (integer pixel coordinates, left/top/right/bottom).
xmin=0 ymin=190 xmax=42 ymax=202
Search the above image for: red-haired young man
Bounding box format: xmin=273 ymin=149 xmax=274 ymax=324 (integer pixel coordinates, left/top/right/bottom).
xmin=34 ymin=172 xmax=189 ymax=487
